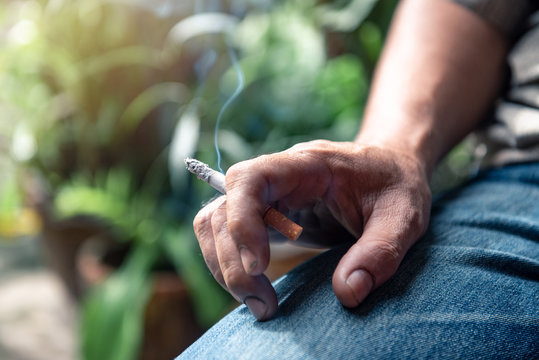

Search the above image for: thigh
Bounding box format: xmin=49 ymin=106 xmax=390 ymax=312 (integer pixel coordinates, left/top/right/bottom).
xmin=178 ymin=163 xmax=539 ymax=360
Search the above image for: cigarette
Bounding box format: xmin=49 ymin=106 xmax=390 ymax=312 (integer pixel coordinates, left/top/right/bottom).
xmin=185 ymin=158 xmax=302 ymax=241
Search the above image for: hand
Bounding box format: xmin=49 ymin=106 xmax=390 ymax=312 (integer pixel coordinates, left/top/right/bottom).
xmin=193 ymin=140 xmax=431 ymax=320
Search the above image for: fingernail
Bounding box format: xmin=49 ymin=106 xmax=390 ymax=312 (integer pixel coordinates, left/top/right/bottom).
xmin=345 ymin=269 xmax=374 ymax=305
xmin=239 ymin=245 xmax=258 ymax=274
xmin=244 ymin=296 xmax=268 ymax=321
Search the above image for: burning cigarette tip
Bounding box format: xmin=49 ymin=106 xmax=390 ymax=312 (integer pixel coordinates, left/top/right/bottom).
xmin=185 ymin=158 xmax=214 ymax=182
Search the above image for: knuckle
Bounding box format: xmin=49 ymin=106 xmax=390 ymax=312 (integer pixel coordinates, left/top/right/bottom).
xmin=193 ymin=210 xmax=212 ymax=239
xmin=225 ymin=217 xmax=242 ymax=238
xmin=221 ymin=263 xmax=246 ymax=289
xmin=400 ymin=195 xmax=430 ymax=238
xmin=405 ymin=206 xmax=426 ymax=236
xmin=209 ymin=206 xmax=226 ymax=231
xmin=293 ymin=140 xmax=334 ymax=157
xmin=193 ymin=197 xmax=226 ymax=239
xmin=225 ymin=162 xmax=246 ymax=180
xmin=225 ymin=159 xmax=263 ymax=191
xmin=227 ymin=157 xmax=266 ymax=180
xmin=309 ymin=139 xmax=333 ymax=148
xmin=385 ymin=189 xmax=430 ymax=238
xmin=288 ymin=142 xmax=308 ymax=152
xmin=372 ymin=240 xmax=402 ymax=270
xmin=288 ymin=140 xmax=333 ymax=156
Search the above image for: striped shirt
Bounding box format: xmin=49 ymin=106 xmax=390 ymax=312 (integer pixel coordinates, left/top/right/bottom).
xmin=451 ymin=0 xmax=539 ymax=166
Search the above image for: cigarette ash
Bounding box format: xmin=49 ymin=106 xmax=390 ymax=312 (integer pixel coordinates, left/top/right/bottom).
xmin=185 ymin=158 xmax=214 ymax=182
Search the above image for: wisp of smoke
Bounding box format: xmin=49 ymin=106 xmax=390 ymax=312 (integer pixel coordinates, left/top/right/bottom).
xmin=214 ymin=39 xmax=245 ymax=174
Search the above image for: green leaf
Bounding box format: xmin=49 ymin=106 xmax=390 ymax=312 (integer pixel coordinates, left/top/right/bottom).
xmin=81 ymin=243 xmax=157 ymax=360
xmin=162 ymin=226 xmax=231 ymax=327
xmin=77 ymin=46 xmax=162 ymax=79
xmin=165 ymin=13 xmax=238 ymax=46
xmin=0 ymin=172 xmax=21 ymax=218
xmin=358 ymin=21 xmax=383 ymax=65
xmin=119 ymin=82 xmax=189 ymax=133
xmin=168 ymin=104 xmax=201 ymax=194
xmin=317 ymin=0 xmax=378 ymax=31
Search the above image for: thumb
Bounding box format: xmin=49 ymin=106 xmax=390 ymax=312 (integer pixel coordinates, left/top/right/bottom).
xmin=332 ymin=214 xmax=420 ymax=308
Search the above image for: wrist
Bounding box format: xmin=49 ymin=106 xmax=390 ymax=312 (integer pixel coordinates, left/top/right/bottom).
xmin=354 ymin=119 xmax=438 ymax=180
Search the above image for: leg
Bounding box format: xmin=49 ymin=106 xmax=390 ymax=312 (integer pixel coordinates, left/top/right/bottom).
xmin=178 ymin=163 xmax=539 ymax=359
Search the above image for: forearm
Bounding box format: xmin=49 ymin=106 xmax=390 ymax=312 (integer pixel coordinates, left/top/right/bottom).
xmin=356 ymin=0 xmax=508 ymax=176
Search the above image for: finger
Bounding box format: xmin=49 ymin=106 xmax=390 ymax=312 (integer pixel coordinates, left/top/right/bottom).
xmin=242 ymin=274 xmax=278 ymax=321
xmin=332 ymin=205 xmax=427 ymax=308
xmin=224 ymin=157 xmax=284 ymax=276
xmin=194 ymin=196 xmax=279 ymax=320
xmin=211 ymin=200 xmax=278 ymax=320
xmin=225 ymin=152 xmax=331 ymax=275
xmin=193 ymin=196 xmax=228 ymax=291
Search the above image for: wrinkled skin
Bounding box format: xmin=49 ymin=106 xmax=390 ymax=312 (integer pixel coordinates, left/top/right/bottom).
xmin=192 ymin=0 xmax=508 ymax=321
xmin=193 ymin=141 xmax=431 ymax=320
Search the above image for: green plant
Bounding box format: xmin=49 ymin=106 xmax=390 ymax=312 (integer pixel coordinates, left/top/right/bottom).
xmin=1 ymin=0 xmax=233 ymax=358
xmin=55 ymin=167 xmax=230 ymax=360
xmin=203 ymin=0 xmax=398 ymax=170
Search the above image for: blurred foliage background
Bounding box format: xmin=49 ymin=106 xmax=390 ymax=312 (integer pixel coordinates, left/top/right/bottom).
xmin=0 ymin=0 xmax=474 ymax=359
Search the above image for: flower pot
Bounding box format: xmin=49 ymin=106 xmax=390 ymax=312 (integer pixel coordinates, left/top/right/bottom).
xmin=77 ymin=238 xmax=204 ymax=359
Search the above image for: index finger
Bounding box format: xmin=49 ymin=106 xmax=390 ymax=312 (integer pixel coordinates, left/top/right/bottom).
xmin=224 ymin=157 xmax=275 ymax=275
xmin=224 ymin=151 xmax=330 ymax=275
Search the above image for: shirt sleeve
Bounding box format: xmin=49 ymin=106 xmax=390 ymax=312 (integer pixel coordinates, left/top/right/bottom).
xmin=447 ymin=0 xmax=532 ymax=37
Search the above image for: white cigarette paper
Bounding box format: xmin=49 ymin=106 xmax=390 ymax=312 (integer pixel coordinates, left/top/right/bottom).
xmin=184 ymin=158 xmax=303 ymax=241
xmin=185 ymin=158 xmax=226 ymax=194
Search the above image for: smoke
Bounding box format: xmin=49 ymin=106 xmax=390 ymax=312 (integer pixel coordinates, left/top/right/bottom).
xmin=194 ymin=1 xmax=247 ymax=173
xmin=175 ymin=1 xmax=247 ymax=174
xmin=214 ymin=39 xmax=245 ymax=173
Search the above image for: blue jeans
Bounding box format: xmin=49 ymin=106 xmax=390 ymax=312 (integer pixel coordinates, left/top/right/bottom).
xmin=178 ymin=163 xmax=539 ymax=359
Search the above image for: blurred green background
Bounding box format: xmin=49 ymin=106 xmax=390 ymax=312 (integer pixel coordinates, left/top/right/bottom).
xmin=0 ymin=0 xmax=474 ymax=359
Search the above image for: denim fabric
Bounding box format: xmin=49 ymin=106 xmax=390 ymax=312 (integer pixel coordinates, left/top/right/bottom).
xmin=178 ymin=163 xmax=539 ymax=359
